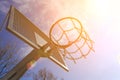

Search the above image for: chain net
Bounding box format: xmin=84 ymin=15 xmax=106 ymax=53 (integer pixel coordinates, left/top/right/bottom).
xmin=49 ymin=17 xmax=94 ymax=63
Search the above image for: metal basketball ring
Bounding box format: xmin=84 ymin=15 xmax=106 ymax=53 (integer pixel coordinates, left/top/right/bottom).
xmin=49 ymin=17 xmax=83 ymax=48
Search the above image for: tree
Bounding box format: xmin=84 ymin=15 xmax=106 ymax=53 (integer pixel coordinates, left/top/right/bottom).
xmin=0 ymin=41 xmax=20 ymax=78
xmin=36 ymin=68 xmax=57 ymax=80
xmin=22 ymin=68 xmax=64 ymax=80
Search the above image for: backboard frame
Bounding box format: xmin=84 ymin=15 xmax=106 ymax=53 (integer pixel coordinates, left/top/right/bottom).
xmin=6 ymin=6 xmax=69 ymax=72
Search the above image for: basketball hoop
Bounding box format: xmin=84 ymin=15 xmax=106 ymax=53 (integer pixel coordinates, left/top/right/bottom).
xmin=49 ymin=17 xmax=94 ymax=63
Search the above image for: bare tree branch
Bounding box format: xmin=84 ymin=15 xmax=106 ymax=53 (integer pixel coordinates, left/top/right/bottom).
xmin=23 ymin=68 xmax=60 ymax=80
xmin=0 ymin=40 xmax=20 ymax=78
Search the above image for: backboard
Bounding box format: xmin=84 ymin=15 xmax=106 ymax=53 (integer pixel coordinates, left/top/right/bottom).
xmin=6 ymin=6 xmax=69 ymax=71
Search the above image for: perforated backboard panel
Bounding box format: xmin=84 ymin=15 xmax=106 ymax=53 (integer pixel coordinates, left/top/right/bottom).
xmin=7 ymin=6 xmax=50 ymax=49
xmin=6 ymin=6 xmax=68 ymax=71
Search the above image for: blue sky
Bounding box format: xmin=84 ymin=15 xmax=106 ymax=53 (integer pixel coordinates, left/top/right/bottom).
xmin=1 ymin=0 xmax=120 ymax=80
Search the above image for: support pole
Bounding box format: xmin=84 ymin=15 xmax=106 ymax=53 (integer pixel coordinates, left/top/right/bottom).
xmin=0 ymin=49 xmax=44 ymax=80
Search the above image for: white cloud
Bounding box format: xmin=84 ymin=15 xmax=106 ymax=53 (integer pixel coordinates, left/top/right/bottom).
xmin=10 ymin=0 xmax=69 ymax=35
xmin=0 ymin=1 xmax=10 ymax=13
xmin=12 ymin=0 xmax=31 ymax=4
xmin=18 ymin=3 xmax=31 ymax=13
xmin=12 ymin=0 xmax=33 ymax=13
xmin=11 ymin=0 xmax=62 ymax=33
